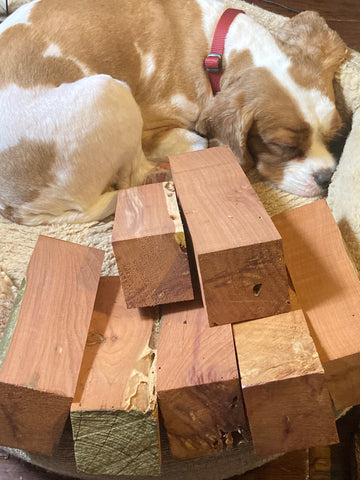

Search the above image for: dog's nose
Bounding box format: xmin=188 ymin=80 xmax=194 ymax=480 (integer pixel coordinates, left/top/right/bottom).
xmin=313 ymin=170 xmax=334 ymax=189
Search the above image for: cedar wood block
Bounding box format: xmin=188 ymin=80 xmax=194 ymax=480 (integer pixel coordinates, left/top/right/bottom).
xmin=239 ymin=449 xmax=310 ymax=480
xmin=233 ymin=309 xmax=338 ymax=456
xmin=0 ymin=235 xmax=104 ymax=454
xmin=273 ymin=199 xmax=360 ymax=409
xmin=157 ymin=299 xmax=250 ymax=459
xmin=112 ymin=181 xmax=193 ymax=308
xmin=169 ymin=146 xmax=290 ymax=326
xmin=71 ymin=277 xmax=160 ymax=476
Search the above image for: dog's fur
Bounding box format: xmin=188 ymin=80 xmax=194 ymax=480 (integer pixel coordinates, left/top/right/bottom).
xmin=0 ymin=0 xmax=347 ymax=224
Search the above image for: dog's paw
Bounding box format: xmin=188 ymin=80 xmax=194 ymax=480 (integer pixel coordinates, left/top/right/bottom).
xmin=208 ymin=138 xmax=225 ymax=148
xmin=143 ymin=158 xmax=172 ymax=185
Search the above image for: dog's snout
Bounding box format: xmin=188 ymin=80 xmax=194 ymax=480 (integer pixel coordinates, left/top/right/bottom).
xmin=313 ymin=170 xmax=334 ymax=189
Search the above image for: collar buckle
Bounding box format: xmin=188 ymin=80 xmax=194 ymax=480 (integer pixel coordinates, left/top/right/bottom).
xmin=204 ymin=53 xmax=223 ymax=73
xmin=204 ymin=8 xmax=245 ymax=94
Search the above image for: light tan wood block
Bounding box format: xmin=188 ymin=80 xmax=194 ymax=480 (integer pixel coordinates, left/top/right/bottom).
xmin=112 ymin=181 xmax=193 ymax=308
xmin=157 ymin=299 xmax=250 ymax=459
xmin=233 ymin=309 xmax=338 ymax=456
xmin=169 ymin=146 xmax=289 ymax=326
xmin=0 ymin=235 xmax=104 ymax=454
xmin=71 ymin=276 xmax=160 ymax=476
xmin=273 ymin=199 xmax=360 ymax=409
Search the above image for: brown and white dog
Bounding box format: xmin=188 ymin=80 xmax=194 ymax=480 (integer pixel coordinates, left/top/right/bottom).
xmin=0 ymin=0 xmax=347 ymax=224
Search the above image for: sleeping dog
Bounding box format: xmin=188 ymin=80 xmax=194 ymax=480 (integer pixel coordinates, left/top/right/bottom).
xmin=0 ymin=0 xmax=347 ymax=224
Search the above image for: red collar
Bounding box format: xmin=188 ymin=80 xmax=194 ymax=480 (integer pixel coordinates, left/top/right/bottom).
xmin=204 ymin=8 xmax=245 ymax=95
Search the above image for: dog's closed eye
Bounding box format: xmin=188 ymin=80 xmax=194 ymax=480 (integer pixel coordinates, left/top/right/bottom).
xmin=248 ymin=129 xmax=306 ymax=164
xmin=268 ymin=142 xmax=304 ymax=159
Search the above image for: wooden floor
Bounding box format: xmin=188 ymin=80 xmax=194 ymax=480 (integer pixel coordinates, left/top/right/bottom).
xmin=1 ymin=0 xmax=360 ymax=478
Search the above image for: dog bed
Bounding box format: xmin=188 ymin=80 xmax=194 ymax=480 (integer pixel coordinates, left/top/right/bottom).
xmin=1 ymin=0 xmax=360 ymax=478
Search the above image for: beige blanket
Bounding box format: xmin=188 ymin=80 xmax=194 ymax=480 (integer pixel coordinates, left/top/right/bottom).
xmin=1 ymin=1 xmax=360 ymax=478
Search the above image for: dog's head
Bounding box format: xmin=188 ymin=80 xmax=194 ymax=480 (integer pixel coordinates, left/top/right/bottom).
xmin=196 ymin=12 xmax=348 ymax=197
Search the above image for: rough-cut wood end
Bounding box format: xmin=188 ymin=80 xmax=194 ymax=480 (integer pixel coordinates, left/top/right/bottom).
xmin=158 ymin=380 xmax=250 ymax=459
xmin=71 ymin=409 xmax=160 ymax=476
xmin=200 ymin=239 xmax=290 ymax=326
xmin=113 ymin=233 xmax=193 ymax=308
xmin=243 ymin=373 xmax=338 ymax=455
xmin=0 ymin=382 xmax=71 ymax=455
xmin=112 ymin=182 xmax=194 ymax=307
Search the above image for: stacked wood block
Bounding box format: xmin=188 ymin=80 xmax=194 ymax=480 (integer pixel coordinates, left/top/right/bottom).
xmin=156 ymin=147 xmax=338 ymax=460
xmin=71 ymin=277 xmax=160 ymax=476
xmin=157 ymin=299 xmax=250 ymax=460
xmin=4 ymin=147 xmax=360 ymax=474
xmin=169 ymin=146 xmax=290 ymax=326
xmin=112 ymin=181 xmax=193 ymax=308
xmin=0 ymin=235 xmax=104 ymax=454
xmin=273 ymin=199 xmax=360 ymax=410
xmin=237 ymin=446 xmax=332 ymax=480
xmin=233 ymin=309 xmax=338 ymax=455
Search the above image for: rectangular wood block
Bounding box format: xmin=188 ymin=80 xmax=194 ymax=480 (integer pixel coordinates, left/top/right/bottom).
xmin=112 ymin=181 xmax=194 ymax=308
xmin=0 ymin=235 xmax=104 ymax=454
xmin=157 ymin=299 xmax=250 ymax=459
xmin=169 ymin=146 xmax=290 ymax=326
xmin=71 ymin=276 xmax=160 ymax=476
xmin=239 ymin=449 xmax=310 ymax=480
xmin=273 ymin=199 xmax=360 ymax=409
xmin=233 ymin=309 xmax=338 ymax=456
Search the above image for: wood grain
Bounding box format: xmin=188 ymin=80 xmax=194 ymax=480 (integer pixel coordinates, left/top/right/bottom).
xmin=71 ymin=276 xmax=161 ymax=476
xmin=309 ymin=446 xmax=331 ymax=480
xmin=233 ymin=309 xmax=338 ymax=456
xmin=0 ymin=445 xmax=335 ymax=480
xmin=157 ymin=299 xmax=250 ymax=459
xmin=112 ymin=181 xmax=193 ymax=308
xmin=273 ymin=199 xmax=360 ymax=409
xmin=232 ymin=449 xmax=309 ymax=480
xmin=0 ymin=235 xmax=104 ymax=455
xmin=169 ymin=146 xmax=290 ymax=326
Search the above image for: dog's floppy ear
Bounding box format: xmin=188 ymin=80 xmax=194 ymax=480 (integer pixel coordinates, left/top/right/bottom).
xmin=195 ymin=91 xmax=255 ymax=170
xmin=275 ymin=11 xmax=347 ymax=76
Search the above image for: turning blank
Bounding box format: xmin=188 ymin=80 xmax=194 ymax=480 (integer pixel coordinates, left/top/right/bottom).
xmin=273 ymin=199 xmax=360 ymax=409
xmin=233 ymin=309 xmax=338 ymax=455
xmin=0 ymin=235 xmax=104 ymax=454
xmin=157 ymin=299 xmax=250 ymax=459
xmin=169 ymin=146 xmax=289 ymax=326
xmin=71 ymin=276 xmax=160 ymax=476
xmin=112 ymin=181 xmax=193 ymax=308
